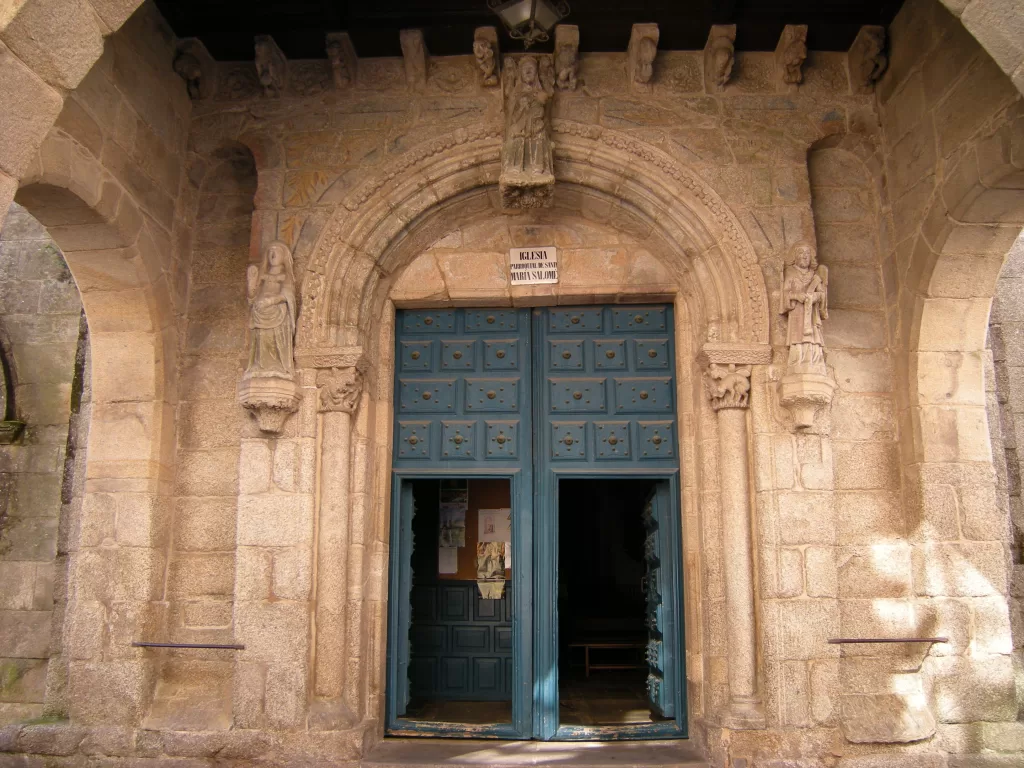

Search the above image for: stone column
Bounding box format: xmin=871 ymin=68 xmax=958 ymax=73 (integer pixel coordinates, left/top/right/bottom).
xmin=704 ymin=346 xmax=770 ymax=729
xmin=309 ymin=357 xmax=364 ymax=728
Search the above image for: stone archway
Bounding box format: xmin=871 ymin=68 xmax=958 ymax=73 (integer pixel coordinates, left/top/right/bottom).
xmin=288 ymin=123 xmax=774 ymax=738
xmin=11 ymin=147 xmax=180 ymax=724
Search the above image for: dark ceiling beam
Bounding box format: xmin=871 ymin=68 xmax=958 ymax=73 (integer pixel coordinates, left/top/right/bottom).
xmin=153 ymin=0 xmax=904 ymax=61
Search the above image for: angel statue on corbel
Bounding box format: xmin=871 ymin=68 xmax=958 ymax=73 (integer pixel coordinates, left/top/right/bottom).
xmin=778 ymin=241 xmax=835 ymax=429
xmin=237 ymin=240 xmax=302 ymax=434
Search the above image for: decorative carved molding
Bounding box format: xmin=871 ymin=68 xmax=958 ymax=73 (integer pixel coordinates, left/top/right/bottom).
xmin=473 ymin=27 xmax=499 ymax=87
xmin=326 ymin=32 xmax=357 ymax=89
xmin=847 ymin=26 xmax=887 ymax=93
xmin=704 ymin=25 xmax=736 ymax=91
xmin=500 ymin=54 xmax=555 ymax=209
xmin=775 ymin=25 xmax=808 ymax=86
xmin=700 ymin=342 xmax=772 ymax=367
xmin=554 ymin=25 xmax=579 ymax=91
xmin=296 ymin=346 xmax=368 ymax=372
xmin=628 ymin=23 xmax=659 ymax=86
xmin=301 ymin=122 xmax=769 ymax=346
xmin=706 ymin=363 xmax=752 ymax=411
xmin=255 ymin=35 xmax=287 ymax=97
xmin=317 ymin=366 xmax=363 ymax=414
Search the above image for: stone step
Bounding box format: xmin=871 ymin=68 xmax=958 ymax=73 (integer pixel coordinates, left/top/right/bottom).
xmin=363 ymin=738 xmax=710 ymax=768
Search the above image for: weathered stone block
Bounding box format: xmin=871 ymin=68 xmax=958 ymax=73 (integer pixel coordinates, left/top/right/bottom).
xmin=0 ymin=44 xmax=64 ymax=178
xmin=772 ymin=599 xmax=839 ymax=661
xmin=173 ymin=497 xmax=236 ymax=551
xmin=913 ymin=541 xmax=1008 ymax=597
xmin=837 ymin=491 xmax=906 ymax=542
xmin=837 ymin=544 xmax=912 ymax=598
xmin=237 ymin=494 xmax=313 ymax=548
xmin=927 ymin=655 xmax=1017 ymax=723
xmin=834 ymin=441 xmax=899 ymax=490
xmin=778 ymin=492 xmax=836 ymax=544
xmin=805 ymin=547 xmax=837 ymax=597
xmin=841 ymin=692 xmax=936 ymax=743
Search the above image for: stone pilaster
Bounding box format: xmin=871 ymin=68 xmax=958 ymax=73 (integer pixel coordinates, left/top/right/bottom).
xmin=703 ymin=344 xmax=770 ymax=730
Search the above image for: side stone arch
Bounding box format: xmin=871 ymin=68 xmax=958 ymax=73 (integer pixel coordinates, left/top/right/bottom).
xmin=11 ymin=144 xmax=180 ymax=724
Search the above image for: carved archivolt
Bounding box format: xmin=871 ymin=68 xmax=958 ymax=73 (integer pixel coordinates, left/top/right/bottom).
xmin=298 ymin=122 xmax=770 ymax=349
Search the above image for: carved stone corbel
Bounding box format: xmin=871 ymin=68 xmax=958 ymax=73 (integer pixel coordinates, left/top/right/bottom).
xmin=238 ymin=378 xmax=301 ymax=434
xmin=775 ymin=24 xmax=808 ymax=88
xmin=704 ymin=25 xmax=736 ymax=92
xmin=627 ymin=23 xmax=659 ymax=87
xmin=473 ymin=27 xmax=500 ymax=87
xmin=254 ymin=34 xmax=287 ymax=97
xmin=173 ymin=38 xmax=215 ymax=100
xmin=326 ymin=32 xmax=357 ymax=89
xmin=400 ymin=29 xmax=428 ymax=91
xmin=847 ymin=25 xmax=887 ymax=94
xmin=554 ymin=24 xmax=579 ymax=91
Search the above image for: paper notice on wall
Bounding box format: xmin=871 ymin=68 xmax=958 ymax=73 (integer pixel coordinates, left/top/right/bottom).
xmin=438 ymin=546 xmax=458 ymax=575
xmin=439 ymin=479 xmax=468 ymax=549
xmin=476 ymin=541 xmax=506 ymax=599
xmin=478 ymin=508 xmax=511 ymax=542
xmin=504 ymin=542 xmax=511 ymax=571
xmin=438 ymin=504 xmax=466 ymax=548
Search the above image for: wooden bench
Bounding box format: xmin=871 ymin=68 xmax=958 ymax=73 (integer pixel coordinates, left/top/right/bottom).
xmin=567 ymin=639 xmax=646 ymax=677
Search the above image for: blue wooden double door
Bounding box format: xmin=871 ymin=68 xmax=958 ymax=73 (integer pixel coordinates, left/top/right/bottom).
xmin=386 ymin=306 xmax=685 ymax=739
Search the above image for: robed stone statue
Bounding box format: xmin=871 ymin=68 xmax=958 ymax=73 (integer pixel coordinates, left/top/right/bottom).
xmin=499 ymin=54 xmax=555 ymax=209
xmin=244 ymin=240 xmax=297 ymax=380
xmin=779 ymin=241 xmax=828 ymax=369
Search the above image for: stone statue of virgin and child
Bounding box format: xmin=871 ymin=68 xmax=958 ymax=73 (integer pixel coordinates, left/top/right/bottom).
xmin=499 ymin=53 xmax=555 ymax=208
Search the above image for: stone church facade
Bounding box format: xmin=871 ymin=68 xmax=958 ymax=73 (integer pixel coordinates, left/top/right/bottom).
xmin=1 ymin=0 xmax=1024 ymax=765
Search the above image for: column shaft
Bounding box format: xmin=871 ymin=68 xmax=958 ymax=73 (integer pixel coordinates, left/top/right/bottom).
xmin=315 ymin=409 xmax=351 ymax=699
xmin=718 ymin=407 xmax=757 ymax=702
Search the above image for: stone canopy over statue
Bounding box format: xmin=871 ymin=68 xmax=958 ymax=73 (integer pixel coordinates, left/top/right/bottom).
xmin=778 ymin=241 xmax=835 ymax=429
xmin=499 ymin=54 xmax=555 ymax=210
xmin=237 ymin=240 xmax=301 ymax=433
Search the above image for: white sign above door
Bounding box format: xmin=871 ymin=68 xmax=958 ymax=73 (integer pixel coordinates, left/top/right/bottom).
xmin=509 ymin=246 xmax=558 ymax=285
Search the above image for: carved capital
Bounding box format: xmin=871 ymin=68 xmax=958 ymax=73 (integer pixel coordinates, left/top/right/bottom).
xmin=317 ymin=367 xmax=363 ymax=415
xmin=706 ymin=363 xmax=752 ymax=411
